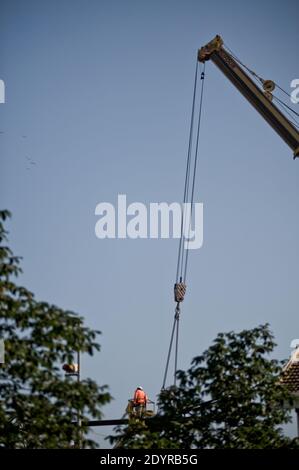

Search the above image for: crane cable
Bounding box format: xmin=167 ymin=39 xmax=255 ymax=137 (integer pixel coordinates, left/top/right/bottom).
xmin=162 ymin=59 xmax=206 ymax=390
xmin=272 ymin=96 xmax=299 ymax=129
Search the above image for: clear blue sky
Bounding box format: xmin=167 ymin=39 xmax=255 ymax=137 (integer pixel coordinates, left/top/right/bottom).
xmin=1 ymin=0 xmax=298 ymax=444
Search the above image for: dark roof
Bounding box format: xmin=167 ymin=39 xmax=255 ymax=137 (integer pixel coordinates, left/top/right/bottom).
xmin=281 ymin=361 xmax=299 ymax=393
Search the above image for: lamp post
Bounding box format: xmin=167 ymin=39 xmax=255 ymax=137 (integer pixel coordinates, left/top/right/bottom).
xmin=62 ymin=352 xmax=82 ymax=448
xmin=77 ymin=350 xmax=82 ymax=448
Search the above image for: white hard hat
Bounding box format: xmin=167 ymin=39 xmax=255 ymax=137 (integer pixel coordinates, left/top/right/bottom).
xmin=137 ymin=386 xmax=143 ymax=390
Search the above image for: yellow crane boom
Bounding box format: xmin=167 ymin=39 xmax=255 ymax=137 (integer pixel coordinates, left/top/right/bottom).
xmin=198 ymin=35 xmax=299 ymax=159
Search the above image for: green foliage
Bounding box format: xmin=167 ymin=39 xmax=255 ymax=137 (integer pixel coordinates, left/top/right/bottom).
xmin=0 ymin=210 xmax=111 ymax=448
xmin=110 ymin=324 xmax=298 ymax=449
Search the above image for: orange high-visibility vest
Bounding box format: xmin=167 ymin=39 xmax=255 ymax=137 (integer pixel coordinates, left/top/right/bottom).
xmin=134 ymin=389 xmax=147 ymax=405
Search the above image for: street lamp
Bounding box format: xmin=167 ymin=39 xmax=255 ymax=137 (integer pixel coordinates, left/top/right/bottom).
xmin=62 ymin=351 xmax=82 ymax=448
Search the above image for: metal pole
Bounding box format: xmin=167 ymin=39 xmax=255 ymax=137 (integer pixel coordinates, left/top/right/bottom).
xmin=77 ymin=350 xmax=82 ymax=448
xmin=77 ymin=350 xmax=80 ymax=382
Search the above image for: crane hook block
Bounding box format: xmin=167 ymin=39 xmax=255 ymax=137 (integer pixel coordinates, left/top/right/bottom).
xmin=174 ymin=283 xmax=186 ymax=303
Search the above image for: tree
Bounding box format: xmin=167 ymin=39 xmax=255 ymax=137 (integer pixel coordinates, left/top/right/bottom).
xmin=0 ymin=210 xmax=111 ymax=448
xmin=110 ymin=324 xmax=298 ymax=448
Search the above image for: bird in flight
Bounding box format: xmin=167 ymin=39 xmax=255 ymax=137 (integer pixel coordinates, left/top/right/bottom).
xmin=26 ymin=156 xmax=36 ymax=170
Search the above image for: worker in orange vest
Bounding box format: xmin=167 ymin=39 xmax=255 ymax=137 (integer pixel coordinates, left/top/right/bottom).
xmin=133 ymin=386 xmax=148 ymax=417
